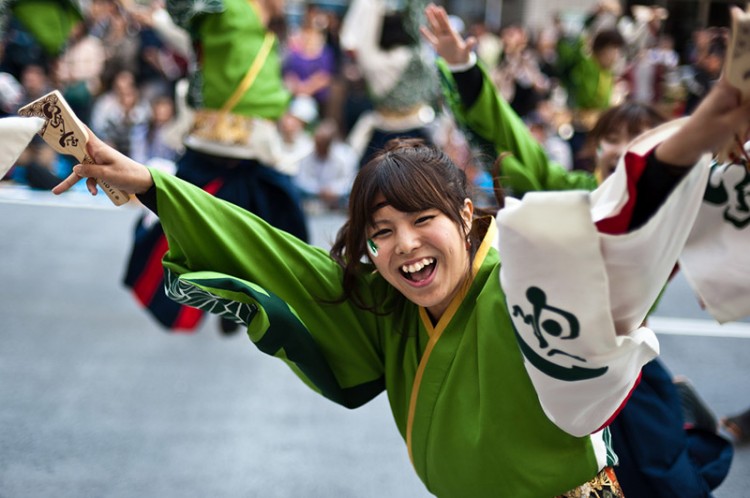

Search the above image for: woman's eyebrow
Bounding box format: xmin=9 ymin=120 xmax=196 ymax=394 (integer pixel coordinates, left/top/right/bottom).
xmin=371 ymin=200 xmax=390 ymax=213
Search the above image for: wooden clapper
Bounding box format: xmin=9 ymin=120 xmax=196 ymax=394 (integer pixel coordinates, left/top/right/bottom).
xmin=18 ymin=90 xmax=130 ymax=206
xmin=718 ymin=4 xmax=750 ymax=163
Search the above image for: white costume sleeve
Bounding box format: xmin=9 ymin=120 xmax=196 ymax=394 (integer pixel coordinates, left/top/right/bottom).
xmin=497 ymin=119 xmax=711 ymax=436
xmin=679 ymin=159 xmax=750 ymax=323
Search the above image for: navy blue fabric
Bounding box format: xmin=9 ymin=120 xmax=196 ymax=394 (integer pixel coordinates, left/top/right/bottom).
xmin=610 ymin=359 xmax=734 ymax=498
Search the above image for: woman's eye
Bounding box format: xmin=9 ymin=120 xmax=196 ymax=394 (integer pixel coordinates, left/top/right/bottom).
xmin=415 ymin=215 xmax=435 ymax=225
xmin=371 ymin=229 xmax=391 ymax=239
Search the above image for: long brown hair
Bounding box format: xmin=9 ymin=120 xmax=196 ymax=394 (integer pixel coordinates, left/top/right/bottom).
xmin=329 ymin=138 xmax=477 ymax=311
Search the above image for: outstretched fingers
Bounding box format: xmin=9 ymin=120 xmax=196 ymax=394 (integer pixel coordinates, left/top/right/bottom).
xmin=421 ymin=3 xmax=476 ymax=65
xmin=52 ymin=170 xmax=86 ymax=196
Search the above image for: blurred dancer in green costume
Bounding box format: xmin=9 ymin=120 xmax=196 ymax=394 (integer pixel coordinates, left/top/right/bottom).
xmin=0 ymin=0 xmax=83 ymax=58
xmin=123 ymin=0 xmax=311 ymax=334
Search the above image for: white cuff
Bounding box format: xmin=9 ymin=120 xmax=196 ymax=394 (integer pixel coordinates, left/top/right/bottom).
xmin=445 ymin=52 xmax=477 ymax=73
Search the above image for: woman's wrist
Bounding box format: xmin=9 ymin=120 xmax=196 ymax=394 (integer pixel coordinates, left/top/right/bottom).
xmin=445 ymin=51 xmax=477 ymax=73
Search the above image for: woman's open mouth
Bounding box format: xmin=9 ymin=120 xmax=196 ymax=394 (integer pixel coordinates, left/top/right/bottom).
xmin=400 ymin=257 xmax=436 ymax=284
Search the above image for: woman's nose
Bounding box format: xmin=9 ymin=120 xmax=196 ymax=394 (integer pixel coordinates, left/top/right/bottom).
xmin=395 ymin=228 xmax=420 ymax=255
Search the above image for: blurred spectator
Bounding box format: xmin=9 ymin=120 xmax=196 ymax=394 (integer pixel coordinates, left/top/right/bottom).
xmin=277 ymin=95 xmax=317 ymax=176
xmin=8 ymin=137 xmax=65 ymax=190
xmin=468 ymin=19 xmax=502 ymax=68
xmin=90 ymin=69 xmax=150 ymax=156
xmin=130 ymin=94 xmax=181 ymax=169
xmin=87 ymin=0 xmax=118 ymax=39
xmin=282 ymin=5 xmax=337 ymax=115
xmin=536 ymin=26 xmax=562 ymax=82
xmin=19 ymin=63 xmax=53 ymax=103
xmin=583 ymin=0 xmax=623 ymax=36
xmin=646 ymin=34 xmax=680 ymax=108
xmin=492 ymin=24 xmax=550 ymax=119
xmin=99 ymin=7 xmax=141 ymax=87
xmin=621 ymin=6 xmax=673 ymax=107
xmin=294 ymin=118 xmax=358 ymax=211
xmin=52 ymin=19 xmax=106 ymax=124
xmin=332 ymin=54 xmax=373 ymax=137
xmin=526 ymin=108 xmax=573 ymax=171
xmin=682 ymin=28 xmax=727 ymax=115
xmin=617 ymin=4 xmax=668 ymax=60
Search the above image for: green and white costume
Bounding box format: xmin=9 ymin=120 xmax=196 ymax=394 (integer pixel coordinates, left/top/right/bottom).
xmin=438 ymin=59 xmax=597 ymax=197
xmin=136 ymin=115 xmax=750 ymax=496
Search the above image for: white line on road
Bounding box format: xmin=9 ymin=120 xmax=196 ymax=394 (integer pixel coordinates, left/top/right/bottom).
xmin=649 ymin=316 xmax=750 ymax=339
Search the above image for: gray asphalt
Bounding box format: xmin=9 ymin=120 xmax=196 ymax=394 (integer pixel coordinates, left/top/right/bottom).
xmin=0 ymin=185 xmax=748 ymax=497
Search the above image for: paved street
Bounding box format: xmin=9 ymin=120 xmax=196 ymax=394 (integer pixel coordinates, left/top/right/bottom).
xmin=0 ymin=185 xmax=748 ymax=497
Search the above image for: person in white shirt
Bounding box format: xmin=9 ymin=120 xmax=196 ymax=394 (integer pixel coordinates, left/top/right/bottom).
xmin=294 ymin=118 xmax=358 ymax=211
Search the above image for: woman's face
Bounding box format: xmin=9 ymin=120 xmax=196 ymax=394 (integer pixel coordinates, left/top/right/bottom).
xmin=596 ymin=126 xmax=640 ymax=179
xmin=366 ymin=195 xmax=473 ymax=321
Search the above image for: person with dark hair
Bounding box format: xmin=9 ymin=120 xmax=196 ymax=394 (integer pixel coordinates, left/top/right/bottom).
xmin=423 ymin=4 xmax=733 ymax=496
xmin=282 ymin=5 xmax=337 ymax=114
xmin=491 ymin=24 xmax=550 ymax=120
xmin=50 ymin=51 xmax=750 ymax=492
xmin=340 ymin=0 xmax=439 ymax=168
xmin=683 ymin=30 xmax=727 ymax=115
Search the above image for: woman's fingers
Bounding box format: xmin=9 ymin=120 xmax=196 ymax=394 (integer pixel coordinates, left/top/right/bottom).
xmin=52 ymin=170 xmax=84 ymax=195
xmin=51 ymin=166 xmax=101 ymax=197
xmin=86 ymin=177 xmax=98 ymax=196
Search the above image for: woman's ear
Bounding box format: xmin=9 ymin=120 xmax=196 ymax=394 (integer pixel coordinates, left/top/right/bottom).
xmin=462 ymin=198 xmax=474 ymax=233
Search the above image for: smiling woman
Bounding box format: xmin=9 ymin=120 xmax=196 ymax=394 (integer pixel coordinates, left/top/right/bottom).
xmin=330 ymin=139 xmax=476 ymax=322
xmin=45 ymin=7 xmax=750 ymax=492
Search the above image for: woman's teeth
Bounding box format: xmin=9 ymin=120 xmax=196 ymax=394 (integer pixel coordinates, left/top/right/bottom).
xmin=402 ymin=257 xmax=435 ymax=274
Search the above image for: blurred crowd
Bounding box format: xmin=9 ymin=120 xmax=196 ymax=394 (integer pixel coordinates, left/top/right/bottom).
xmin=0 ymin=0 xmax=730 ymax=211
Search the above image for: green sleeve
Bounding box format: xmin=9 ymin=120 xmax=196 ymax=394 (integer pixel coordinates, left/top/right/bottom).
xmin=438 ymin=60 xmax=597 ymax=195
xmin=150 ymin=169 xmax=386 ymax=408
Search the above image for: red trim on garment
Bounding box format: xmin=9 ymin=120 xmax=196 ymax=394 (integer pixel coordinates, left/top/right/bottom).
xmin=597 ymin=371 xmax=643 ymax=431
xmin=202 ymin=179 xmax=224 ymax=196
xmin=595 ymin=151 xmax=650 ymax=235
xmin=174 ymin=302 xmax=204 ymax=330
xmin=131 ymin=178 xmax=225 ymax=318
xmin=132 ymin=235 xmax=170 ymax=306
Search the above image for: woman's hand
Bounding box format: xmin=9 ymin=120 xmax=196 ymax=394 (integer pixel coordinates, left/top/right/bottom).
xmin=52 ymin=128 xmax=154 ymax=197
xmin=656 ymin=78 xmax=750 ymax=166
xmin=657 ymin=7 xmax=750 ymax=166
xmin=420 ymin=3 xmax=477 ymax=66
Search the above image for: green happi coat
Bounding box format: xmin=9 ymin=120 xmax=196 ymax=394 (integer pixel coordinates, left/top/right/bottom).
xmin=167 ymin=0 xmax=290 ymax=119
xmin=439 ymin=60 xmax=598 ymax=197
xmin=148 ymin=168 xmax=612 ymax=497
